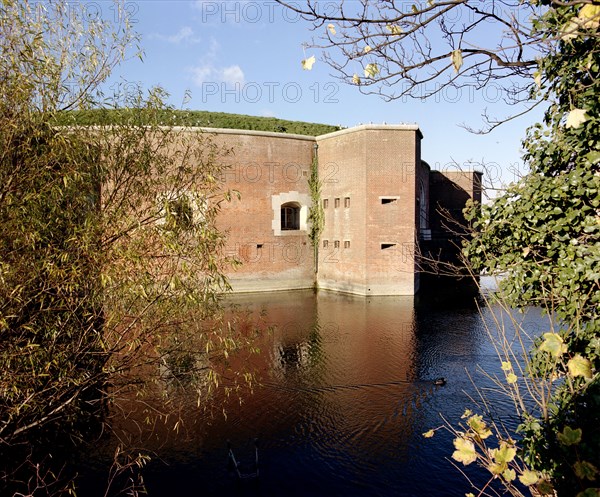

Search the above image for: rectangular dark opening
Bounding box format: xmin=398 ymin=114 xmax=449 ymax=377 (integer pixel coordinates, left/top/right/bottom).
xmin=281 ymin=204 xmax=300 ymax=230
xmin=381 ymin=198 xmax=397 ymax=205
xmin=381 ymin=243 xmax=396 ymax=250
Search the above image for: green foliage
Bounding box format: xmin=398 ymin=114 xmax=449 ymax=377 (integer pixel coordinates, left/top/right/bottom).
xmin=443 ymin=409 xmax=550 ymax=494
xmin=0 ymin=1 xmax=252 ymax=493
xmin=305 ymin=151 xmax=325 ymax=283
xmin=557 ymin=426 xmax=583 ymax=446
xmin=0 ymin=123 xmax=105 ymax=441
xmin=464 ymin=2 xmax=600 ymax=495
xmin=1 ymin=0 xmax=127 ymax=446
xmin=53 ymin=109 xmax=342 ymax=136
xmin=307 ymin=153 xmax=325 ymax=266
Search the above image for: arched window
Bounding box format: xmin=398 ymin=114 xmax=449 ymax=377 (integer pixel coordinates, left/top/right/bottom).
xmin=271 ymin=192 xmax=310 ymax=235
xmin=281 ymin=202 xmax=300 ymax=230
xmin=164 ymin=196 xmax=193 ymax=230
xmin=157 ymin=191 xmax=205 ymax=232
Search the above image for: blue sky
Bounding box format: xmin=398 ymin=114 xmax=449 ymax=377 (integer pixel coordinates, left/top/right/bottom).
xmin=107 ymin=0 xmax=544 ymax=190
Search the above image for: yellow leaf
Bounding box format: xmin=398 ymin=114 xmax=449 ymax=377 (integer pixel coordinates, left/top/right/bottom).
xmin=492 ymin=443 xmax=517 ymax=464
xmin=560 ymin=20 xmax=580 ymax=41
xmin=363 ymin=45 xmax=372 ymax=54
xmin=579 ymin=4 xmax=600 ymax=29
xmin=519 ymin=470 xmax=540 ymax=486
xmin=567 ymin=354 xmax=593 ymax=378
xmin=539 ymin=332 xmax=567 ymax=357
xmin=501 ymin=361 xmax=512 ymax=371
xmin=506 ymin=372 xmax=518 ymax=384
xmin=503 ymin=468 xmax=517 ymax=482
xmin=301 ymin=55 xmax=316 ymax=70
xmin=565 ymin=108 xmax=588 ymax=129
xmin=364 ymin=63 xmax=380 ymax=78
xmin=451 ymin=49 xmax=463 ymax=73
xmin=386 ymin=24 xmax=403 ymax=35
xmin=537 ymin=480 xmax=555 ymax=495
xmin=327 ymin=23 xmax=336 ymax=35
xmin=488 ymin=461 xmax=505 ymax=475
xmin=423 ymin=429 xmax=435 ymax=438
xmin=467 ymin=414 xmax=492 ymax=440
xmin=573 ymin=460 xmax=599 ymax=480
xmin=452 ymin=437 xmax=477 ymax=465
xmin=352 ymin=74 xmax=361 ymax=85
xmin=557 ymin=426 xmax=582 ymax=446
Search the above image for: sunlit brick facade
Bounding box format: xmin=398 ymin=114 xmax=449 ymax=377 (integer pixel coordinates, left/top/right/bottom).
xmin=198 ymin=124 xmax=480 ymax=296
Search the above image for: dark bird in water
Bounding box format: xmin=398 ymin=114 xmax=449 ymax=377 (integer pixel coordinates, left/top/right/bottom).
xmin=433 ymin=377 xmax=446 ymax=386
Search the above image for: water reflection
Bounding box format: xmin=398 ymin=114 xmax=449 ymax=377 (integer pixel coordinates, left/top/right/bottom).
xmin=79 ymin=288 xmax=545 ymax=497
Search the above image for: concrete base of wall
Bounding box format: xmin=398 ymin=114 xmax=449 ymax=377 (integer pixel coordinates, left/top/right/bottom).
xmin=226 ymin=270 xmax=420 ymax=296
xmin=228 ymin=277 xmax=315 ymax=294
xmin=318 ymin=278 xmax=417 ymax=296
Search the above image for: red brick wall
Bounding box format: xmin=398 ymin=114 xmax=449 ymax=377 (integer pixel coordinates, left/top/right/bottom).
xmin=316 ymin=125 xmax=422 ymax=295
xmin=205 ymin=129 xmax=315 ymax=292
xmin=187 ymin=125 xmax=451 ymax=296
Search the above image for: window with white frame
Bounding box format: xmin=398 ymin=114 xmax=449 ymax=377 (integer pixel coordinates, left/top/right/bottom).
xmin=271 ymin=191 xmax=310 ymax=236
xmin=157 ymin=191 xmax=204 ymax=231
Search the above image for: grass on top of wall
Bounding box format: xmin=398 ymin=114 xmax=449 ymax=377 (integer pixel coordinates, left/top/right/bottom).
xmin=53 ymin=109 xmax=343 ymax=136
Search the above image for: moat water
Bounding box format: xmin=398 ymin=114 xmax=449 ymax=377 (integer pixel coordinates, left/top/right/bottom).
xmin=78 ymin=284 xmax=548 ymax=496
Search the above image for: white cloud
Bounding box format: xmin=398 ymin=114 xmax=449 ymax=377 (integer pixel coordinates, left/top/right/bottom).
xmin=190 ymin=65 xmax=214 ymax=85
xmin=191 ymin=64 xmax=246 ymax=86
xmin=188 ymin=38 xmax=246 ymax=86
xmin=151 ymin=26 xmax=200 ymax=44
xmin=221 ymin=65 xmax=245 ymax=85
xmin=205 ymin=38 xmax=220 ymax=59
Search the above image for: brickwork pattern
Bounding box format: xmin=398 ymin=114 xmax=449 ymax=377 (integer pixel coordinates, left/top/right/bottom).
xmin=211 ymin=130 xmax=315 ymax=292
xmin=192 ymin=126 xmax=477 ymax=296
xmin=317 ymin=126 xmax=422 ymax=295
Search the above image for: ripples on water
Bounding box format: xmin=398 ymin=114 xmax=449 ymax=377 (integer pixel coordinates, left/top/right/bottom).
xmin=79 ymin=287 xmax=549 ymax=496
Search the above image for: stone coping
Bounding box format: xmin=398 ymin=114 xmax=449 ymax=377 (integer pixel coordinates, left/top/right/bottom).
xmin=61 ymin=123 xmax=423 ymax=142
xmin=179 ymin=124 xmax=423 ymax=141
xmin=316 ymin=123 xmax=423 ymax=141
xmin=172 ymin=126 xmax=316 ymax=141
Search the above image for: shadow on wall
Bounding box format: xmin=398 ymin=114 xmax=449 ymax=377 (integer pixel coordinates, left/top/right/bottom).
xmin=419 ymin=170 xmax=482 ymax=295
